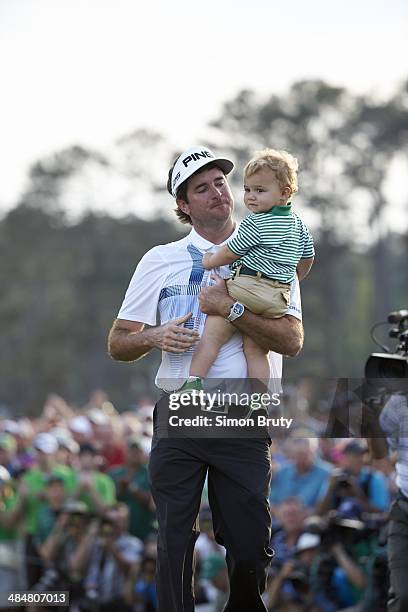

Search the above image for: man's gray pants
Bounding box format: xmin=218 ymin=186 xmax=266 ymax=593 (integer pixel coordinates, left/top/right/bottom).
xmin=149 ymin=431 xmax=273 ymax=612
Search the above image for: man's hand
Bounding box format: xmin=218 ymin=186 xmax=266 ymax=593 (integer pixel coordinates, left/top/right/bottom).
xmin=202 ymin=253 xmax=214 ymax=270
xmin=108 ymin=313 xmax=199 ymax=361
xmin=151 ymin=312 xmax=200 ymax=353
xmin=199 ymin=274 xmax=233 ymax=318
xmin=117 ymin=475 xmax=132 ymax=491
xmin=327 ymin=469 xmax=344 ymax=492
xmin=279 ymin=560 xmax=296 ymax=580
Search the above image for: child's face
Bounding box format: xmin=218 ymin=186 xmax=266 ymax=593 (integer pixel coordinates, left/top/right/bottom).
xmin=244 ymin=169 xmax=289 ymax=213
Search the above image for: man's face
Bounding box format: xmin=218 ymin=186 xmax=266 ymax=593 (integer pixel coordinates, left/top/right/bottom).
xmin=293 ymin=448 xmax=313 ymax=473
xmin=279 ymin=500 xmax=305 ymax=532
xmin=177 ymin=167 xmax=234 ymax=228
xmin=127 ymin=444 xmax=144 ymax=467
xmin=36 ymin=449 xmax=54 ymax=467
xmin=45 ymin=481 xmax=65 ymax=507
xmin=79 ymin=451 xmax=95 ymax=471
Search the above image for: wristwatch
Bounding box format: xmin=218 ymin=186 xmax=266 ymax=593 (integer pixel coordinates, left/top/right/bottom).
xmin=226 ymin=301 xmax=245 ymax=322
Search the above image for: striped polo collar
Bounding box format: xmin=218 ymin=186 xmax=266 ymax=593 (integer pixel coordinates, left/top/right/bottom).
xmin=265 ymin=202 xmax=293 ymax=216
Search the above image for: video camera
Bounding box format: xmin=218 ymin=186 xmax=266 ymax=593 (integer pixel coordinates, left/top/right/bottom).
xmin=364 ymin=309 xmax=408 ymax=402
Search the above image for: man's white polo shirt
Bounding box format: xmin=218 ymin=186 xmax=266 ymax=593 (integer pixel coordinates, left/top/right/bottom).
xmin=117 ymin=227 xmax=302 ymax=392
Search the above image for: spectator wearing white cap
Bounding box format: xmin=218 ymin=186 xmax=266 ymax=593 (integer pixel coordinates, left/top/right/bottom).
xmin=264 ymin=532 xmax=322 ymax=610
xmin=50 ymin=427 xmax=80 ymax=468
xmin=81 ymin=503 xmax=143 ymax=612
xmin=69 ymin=415 xmax=93 ymax=445
xmin=19 ymin=432 xmax=76 ymax=587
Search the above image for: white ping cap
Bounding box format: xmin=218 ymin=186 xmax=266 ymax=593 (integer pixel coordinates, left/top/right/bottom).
xmin=170 ymin=146 xmax=234 ymax=197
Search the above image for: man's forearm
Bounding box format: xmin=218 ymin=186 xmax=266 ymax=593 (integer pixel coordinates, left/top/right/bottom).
xmin=108 ymin=327 xmax=156 ymax=362
xmin=233 ymin=311 xmax=304 ymax=356
xmin=332 ymin=545 xmax=366 ymax=589
xmin=198 ymin=276 xmax=304 ymax=357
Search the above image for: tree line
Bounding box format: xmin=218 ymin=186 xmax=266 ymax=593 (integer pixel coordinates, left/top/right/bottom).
xmin=2 ymin=80 xmax=407 ymax=415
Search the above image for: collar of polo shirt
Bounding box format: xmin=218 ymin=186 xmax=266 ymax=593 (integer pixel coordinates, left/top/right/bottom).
xmin=188 ymin=226 xmax=239 ymax=251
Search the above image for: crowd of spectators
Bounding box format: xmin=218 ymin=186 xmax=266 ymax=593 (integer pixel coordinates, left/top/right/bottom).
xmin=0 ymin=389 xmax=396 ymax=611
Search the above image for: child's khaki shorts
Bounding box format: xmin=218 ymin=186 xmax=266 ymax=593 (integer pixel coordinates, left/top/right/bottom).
xmin=226 ymin=271 xmax=290 ymax=318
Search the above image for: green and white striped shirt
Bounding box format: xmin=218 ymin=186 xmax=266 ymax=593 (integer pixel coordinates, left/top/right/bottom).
xmin=227 ymin=203 xmax=314 ymax=283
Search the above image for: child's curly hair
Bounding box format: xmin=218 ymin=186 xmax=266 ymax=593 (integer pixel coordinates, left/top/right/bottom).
xmin=244 ymin=149 xmax=299 ymax=195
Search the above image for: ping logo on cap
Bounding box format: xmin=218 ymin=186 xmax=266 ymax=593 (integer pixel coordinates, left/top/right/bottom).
xmin=182 ymin=150 xmax=214 ymax=168
xmin=170 ymin=145 xmax=234 ymax=197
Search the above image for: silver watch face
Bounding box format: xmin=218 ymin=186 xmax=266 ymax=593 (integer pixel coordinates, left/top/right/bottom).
xmin=228 ymin=302 xmax=244 ymax=320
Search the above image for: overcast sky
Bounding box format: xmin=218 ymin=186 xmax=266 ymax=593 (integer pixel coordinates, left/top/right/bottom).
xmin=1 ymin=0 xmax=407 ymax=212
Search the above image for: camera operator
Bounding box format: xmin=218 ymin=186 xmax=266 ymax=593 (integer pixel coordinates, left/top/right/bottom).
xmin=366 ymin=393 xmax=408 ymax=611
xmin=310 ymin=501 xmax=374 ymax=610
xmin=317 ymin=441 xmax=389 ymax=516
xmin=33 ymin=499 xmax=95 ymax=610
xmin=81 ymin=502 xmax=143 ymax=612
xmin=127 ymin=555 xmax=158 ymax=612
xmin=264 ymin=498 xmax=312 ymax=610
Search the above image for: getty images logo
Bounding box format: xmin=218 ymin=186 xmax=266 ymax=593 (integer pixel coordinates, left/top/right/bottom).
xmin=182 ymin=150 xmax=214 ymax=167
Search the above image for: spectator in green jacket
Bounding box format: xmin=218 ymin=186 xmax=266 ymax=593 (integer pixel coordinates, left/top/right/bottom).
xmin=109 ymin=436 xmax=155 ymax=541
xmin=73 ymin=443 xmax=116 ymax=515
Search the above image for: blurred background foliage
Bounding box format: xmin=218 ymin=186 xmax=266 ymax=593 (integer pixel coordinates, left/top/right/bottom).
xmin=1 ymin=80 xmax=407 ymax=415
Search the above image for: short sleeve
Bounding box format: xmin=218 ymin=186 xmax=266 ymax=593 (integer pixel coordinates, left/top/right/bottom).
xmin=227 ymin=216 xmax=260 ymax=256
xmin=301 ymin=225 xmax=315 ymax=259
xmin=117 ymin=246 xmax=169 ymax=325
xmin=287 ymin=276 xmax=302 ymax=320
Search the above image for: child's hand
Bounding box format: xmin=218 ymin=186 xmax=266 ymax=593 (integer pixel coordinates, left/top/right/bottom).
xmin=202 ymin=253 xmax=213 ymax=270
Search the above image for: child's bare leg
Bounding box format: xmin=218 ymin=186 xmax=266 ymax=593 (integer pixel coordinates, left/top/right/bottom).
xmin=190 ymin=316 xmax=235 ymax=378
xmin=243 ymin=334 xmax=271 ymax=395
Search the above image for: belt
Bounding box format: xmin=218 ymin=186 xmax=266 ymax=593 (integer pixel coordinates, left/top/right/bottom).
xmin=233 ymin=265 xmax=290 ymax=286
xmin=233 ymin=264 xmax=269 ymax=279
